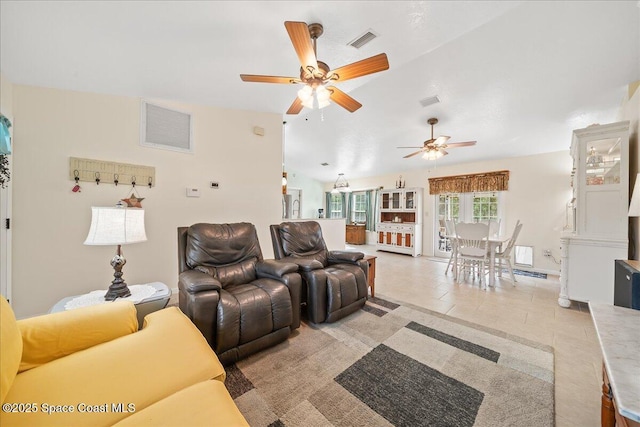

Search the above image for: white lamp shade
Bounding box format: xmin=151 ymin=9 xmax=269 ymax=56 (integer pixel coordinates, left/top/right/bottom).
xmin=629 ymin=173 xmax=640 ymax=217
xmin=84 ymin=207 xmax=147 ymax=245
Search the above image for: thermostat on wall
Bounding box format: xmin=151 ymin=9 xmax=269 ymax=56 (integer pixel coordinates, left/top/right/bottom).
xmin=186 ymin=188 xmax=200 ymax=197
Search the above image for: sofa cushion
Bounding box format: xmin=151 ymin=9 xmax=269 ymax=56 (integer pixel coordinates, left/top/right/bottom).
xmin=1 ymin=307 xmax=225 ymax=427
xmin=0 ymin=297 xmax=22 ymax=403
xmin=112 ymin=380 xmax=248 ymax=427
xmin=18 ymin=301 xmax=138 ymax=372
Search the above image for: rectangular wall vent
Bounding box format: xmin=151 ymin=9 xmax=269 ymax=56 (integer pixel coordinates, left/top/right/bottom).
xmin=419 ymin=95 xmax=440 ymax=108
xmin=140 ymin=101 xmax=193 ymax=153
xmin=348 ymin=30 xmax=378 ymax=49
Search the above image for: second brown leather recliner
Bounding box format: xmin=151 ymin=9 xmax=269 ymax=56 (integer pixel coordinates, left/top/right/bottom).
xmin=270 ymin=221 xmax=368 ymax=324
xmin=177 ymin=222 xmax=301 ymax=365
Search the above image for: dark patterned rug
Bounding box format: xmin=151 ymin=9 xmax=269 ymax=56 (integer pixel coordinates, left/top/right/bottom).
xmin=225 ymin=296 xmax=555 ymax=427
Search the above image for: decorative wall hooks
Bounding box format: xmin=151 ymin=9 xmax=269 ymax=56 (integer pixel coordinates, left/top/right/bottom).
xmin=72 ymin=170 xmax=81 ymax=192
xmin=69 ymin=157 xmax=156 ymax=189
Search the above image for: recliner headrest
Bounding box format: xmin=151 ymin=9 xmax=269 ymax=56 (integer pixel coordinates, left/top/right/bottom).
xmin=186 ymin=223 xmax=263 ymax=269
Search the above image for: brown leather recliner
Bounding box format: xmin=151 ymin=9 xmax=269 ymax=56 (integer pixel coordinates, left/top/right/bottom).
xmin=178 ymin=223 xmax=301 ymax=365
xmin=270 ymin=221 xmax=368 ymax=324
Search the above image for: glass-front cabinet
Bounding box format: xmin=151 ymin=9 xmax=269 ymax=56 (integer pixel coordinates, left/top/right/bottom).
xmin=572 ymin=122 xmax=629 ymax=239
xmin=376 ymin=188 xmax=423 ymax=256
xmin=559 ymin=121 xmax=630 ymax=308
xmin=381 ymin=190 xmax=403 ymax=210
xmin=404 ymin=190 xmax=418 ymax=210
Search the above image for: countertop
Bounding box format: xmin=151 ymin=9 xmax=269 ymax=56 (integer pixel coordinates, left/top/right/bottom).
xmin=589 ymin=302 xmax=640 ymax=422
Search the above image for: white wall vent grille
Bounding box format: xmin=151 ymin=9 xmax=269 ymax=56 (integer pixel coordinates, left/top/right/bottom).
xmin=419 ymin=95 xmax=441 ymax=108
xmin=140 ymin=101 xmax=193 ymax=153
xmin=348 ymin=30 xmax=378 ymax=49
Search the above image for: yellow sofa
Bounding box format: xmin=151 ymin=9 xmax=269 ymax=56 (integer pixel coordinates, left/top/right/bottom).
xmin=0 ymin=296 xmax=248 ymax=426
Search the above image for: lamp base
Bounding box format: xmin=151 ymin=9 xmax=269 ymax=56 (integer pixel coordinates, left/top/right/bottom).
xmin=104 ymin=249 xmax=131 ymax=301
xmin=104 ymin=283 xmax=132 ymax=301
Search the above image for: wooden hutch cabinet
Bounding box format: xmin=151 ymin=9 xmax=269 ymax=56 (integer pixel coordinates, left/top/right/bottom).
xmin=376 ymin=188 xmax=423 ymax=257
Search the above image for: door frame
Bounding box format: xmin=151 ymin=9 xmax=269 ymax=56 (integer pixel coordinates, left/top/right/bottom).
xmin=1 ymin=155 xmax=12 ymax=303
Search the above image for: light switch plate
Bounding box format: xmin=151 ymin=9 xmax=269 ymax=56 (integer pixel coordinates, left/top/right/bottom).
xmin=186 ymin=188 xmax=200 ymax=197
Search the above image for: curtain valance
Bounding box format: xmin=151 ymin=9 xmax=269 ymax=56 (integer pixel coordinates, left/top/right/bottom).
xmin=428 ymin=170 xmax=509 ymax=195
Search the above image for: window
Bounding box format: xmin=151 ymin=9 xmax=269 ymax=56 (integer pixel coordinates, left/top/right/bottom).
xmin=329 ymin=194 xmax=344 ymax=218
xmin=472 ymin=193 xmax=499 ymax=222
xmin=437 ymin=194 xmax=460 ymax=221
xmin=351 ymin=192 xmax=367 ymax=223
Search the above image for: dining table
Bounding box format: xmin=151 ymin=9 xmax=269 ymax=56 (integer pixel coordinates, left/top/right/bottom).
xmin=447 ymin=234 xmax=511 ymax=287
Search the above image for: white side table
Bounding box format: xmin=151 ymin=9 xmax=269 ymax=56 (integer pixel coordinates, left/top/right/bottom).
xmin=50 ymin=282 xmax=171 ymax=327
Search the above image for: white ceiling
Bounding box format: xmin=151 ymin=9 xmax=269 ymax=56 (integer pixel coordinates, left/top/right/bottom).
xmin=1 ymin=1 xmax=638 ymax=182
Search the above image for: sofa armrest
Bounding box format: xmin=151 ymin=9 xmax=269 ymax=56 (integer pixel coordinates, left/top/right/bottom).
xmin=256 ymin=259 xmax=298 ymax=278
xmin=17 ymin=301 xmax=138 ymax=372
xmin=328 ymin=250 xmax=364 ymax=264
xmin=281 ymin=256 xmax=324 ymax=272
xmin=178 ymin=270 xmax=222 ymax=293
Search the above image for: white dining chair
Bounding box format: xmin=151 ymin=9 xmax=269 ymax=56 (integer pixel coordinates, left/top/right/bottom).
xmin=480 ymin=219 xmax=501 ymax=238
xmin=455 ymin=222 xmax=491 ymax=289
xmin=495 ymin=221 xmax=523 ymax=284
xmin=444 ymin=219 xmax=457 ymax=275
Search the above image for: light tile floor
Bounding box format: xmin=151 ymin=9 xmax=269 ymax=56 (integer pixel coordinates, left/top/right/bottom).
xmin=352 ymin=244 xmax=602 ymax=427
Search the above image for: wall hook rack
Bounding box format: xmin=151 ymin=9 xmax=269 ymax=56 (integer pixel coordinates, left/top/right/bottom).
xmin=69 ymin=157 xmax=155 ymax=189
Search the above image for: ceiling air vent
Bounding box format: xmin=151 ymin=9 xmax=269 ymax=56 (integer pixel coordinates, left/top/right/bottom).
xmin=419 ymin=95 xmax=440 ymax=108
xmin=348 ymin=30 xmax=378 ymax=49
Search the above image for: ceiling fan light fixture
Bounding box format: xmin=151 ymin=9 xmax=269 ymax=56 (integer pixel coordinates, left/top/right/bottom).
xmin=298 ymin=85 xmax=313 ymax=102
xmin=316 ymin=85 xmax=331 ymax=109
xmin=423 ymin=150 xmax=443 ymax=160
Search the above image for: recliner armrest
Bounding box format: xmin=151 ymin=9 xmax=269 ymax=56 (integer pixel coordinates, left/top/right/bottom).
xmin=328 ymin=250 xmax=365 ymax=264
xmin=256 ymin=259 xmax=298 ymax=278
xmin=179 ymin=270 xmax=222 ymax=294
xmin=281 ymin=256 xmax=324 ymax=272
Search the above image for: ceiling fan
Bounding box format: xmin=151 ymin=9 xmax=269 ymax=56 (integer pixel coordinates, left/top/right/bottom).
xmin=398 ymin=118 xmax=477 ymax=160
xmin=240 ymin=21 xmax=389 ymax=114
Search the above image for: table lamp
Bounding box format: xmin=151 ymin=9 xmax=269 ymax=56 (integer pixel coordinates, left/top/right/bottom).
xmin=84 ymin=206 xmax=147 ymax=301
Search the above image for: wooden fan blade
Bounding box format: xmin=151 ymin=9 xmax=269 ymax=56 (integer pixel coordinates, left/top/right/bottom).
xmin=403 ymin=149 xmax=425 ymax=159
xmin=240 ymin=74 xmax=300 ymax=84
xmin=434 ymin=135 xmax=451 ymax=146
xmin=284 ymin=21 xmax=318 ymax=72
xmin=328 ymin=53 xmax=389 ymax=82
xmin=447 ymin=141 xmax=477 ymax=147
xmin=328 ymin=86 xmax=362 ymax=112
xmin=286 ymin=97 xmax=303 ymax=115
xmin=440 ymin=149 xmax=449 ymax=156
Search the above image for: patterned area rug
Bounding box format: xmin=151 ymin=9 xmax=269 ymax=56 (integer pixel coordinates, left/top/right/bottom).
xmin=225 ymin=296 xmax=555 ymax=427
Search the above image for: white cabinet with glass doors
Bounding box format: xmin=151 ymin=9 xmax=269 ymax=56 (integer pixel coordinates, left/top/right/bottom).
xmin=376 ymin=188 xmax=423 ymax=256
xmin=559 ymin=121 xmax=629 ymax=308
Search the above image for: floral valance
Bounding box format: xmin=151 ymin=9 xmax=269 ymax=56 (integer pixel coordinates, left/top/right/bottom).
xmin=428 ymin=170 xmax=509 ymax=195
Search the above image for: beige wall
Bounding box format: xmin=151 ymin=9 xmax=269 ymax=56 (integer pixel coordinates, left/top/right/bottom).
xmin=10 ymin=84 xmax=284 ymax=318
xmin=326 ymin=151 xmax=573 ymax=273
xmin=1 ymin=73 xmax=13 ymax=119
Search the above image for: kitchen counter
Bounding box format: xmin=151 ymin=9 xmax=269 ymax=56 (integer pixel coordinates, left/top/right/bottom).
xmin=589 ymin=302 xmax=640 ymax=424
